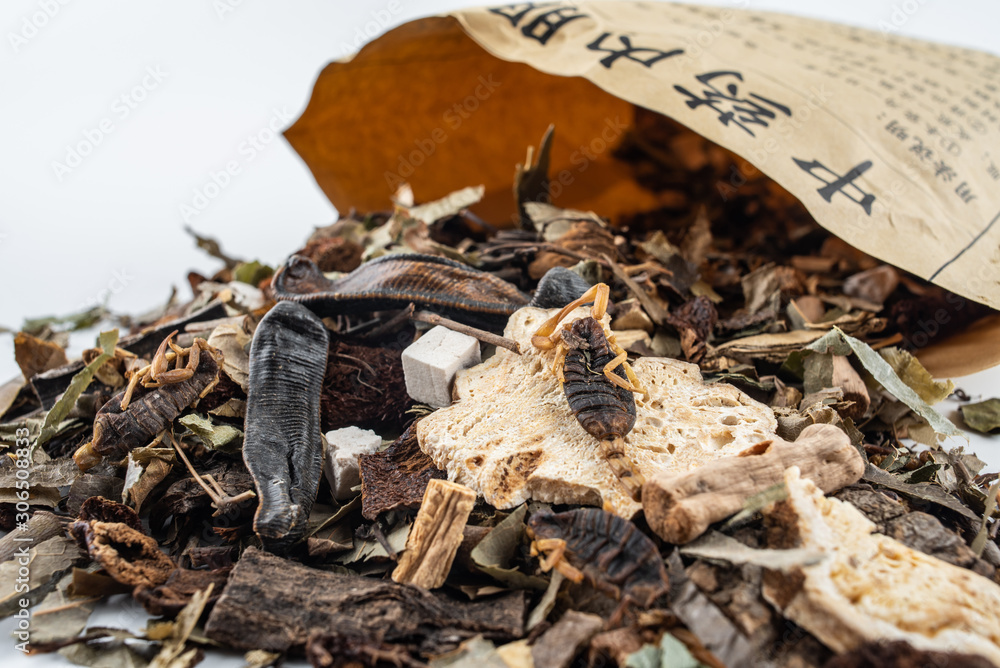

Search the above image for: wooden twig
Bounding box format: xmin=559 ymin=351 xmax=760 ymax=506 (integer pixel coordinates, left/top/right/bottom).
xmin=411 ymin=311 xmax=521 ymax=354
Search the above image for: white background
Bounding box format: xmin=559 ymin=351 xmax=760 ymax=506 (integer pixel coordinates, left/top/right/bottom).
xmin=2 ymin=1 xmax=999 ymax=665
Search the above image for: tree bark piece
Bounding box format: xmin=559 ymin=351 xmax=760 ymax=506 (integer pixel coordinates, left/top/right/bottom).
xmin=643 ymin=423 xmax=863 ymax=544
xmin=831 ymin=354 xmax=870 ymax=420
xmin=531 ymin=610 xmax=603 ymax=668
xmin=204 ymin=547 xmax=526 ymax=654
xmin=392 ymin=479 xmax=476 ymax=589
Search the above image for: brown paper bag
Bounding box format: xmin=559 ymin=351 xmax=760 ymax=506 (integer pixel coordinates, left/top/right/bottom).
xmin=285 ymin=2 xmax=1000 ymax=376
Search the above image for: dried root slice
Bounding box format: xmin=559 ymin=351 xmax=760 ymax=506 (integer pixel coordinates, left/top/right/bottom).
xmin=392 ymin=479 xmax=476 ymax=589
xmin=762 ymin=467 xmax=1000 ymax=666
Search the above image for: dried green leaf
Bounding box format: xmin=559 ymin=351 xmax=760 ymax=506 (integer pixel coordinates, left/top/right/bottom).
xmin=23 ymin=306 xmax=107 ymax=336
xmin=625 ymin=633 xmax=708 ymax=668
xmin=807 ymin=328 xmax=961 ymax=439
xmin=680 ymin=531 xmax=824 ymax=570
xmin=38 ymin=329 xmax=119 ymax=447
xmin=30 ymin=574 xmax=96 ymax=646
xmin=526 ymin=571 xmax=563 ymax=631
xmin=334 ymin=521 xmax=410 ymax=565
xmin=470 ymin=505 xmax=547 ymax=591
xmin=232 ymin=260 xmax=273 ymax=286
xmin=960 ymin=398 xmax=1000 ymax=434
xmin=0 ymin=457 xmax=80 ymax=489
xmin=721 ymin=483 xmax=788 ymax=531
xmin=177 ymin=414 xmax=243 ymax=453
xmin=0 ymin=536 xmax=84 ymax=617
xmin=879 ymin=347 xmax=954 ymax=405
xmin=863 ymin=464 xmax=978 ymax=520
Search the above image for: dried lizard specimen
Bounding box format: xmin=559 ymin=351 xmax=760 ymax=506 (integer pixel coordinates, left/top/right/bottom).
xmin=272 ymin=253 xmax=529 ymax=329
xmin=243 ymin=301 xmax=329 ymax=553
xmin=528 ymin=507 xmax=669 ymax=626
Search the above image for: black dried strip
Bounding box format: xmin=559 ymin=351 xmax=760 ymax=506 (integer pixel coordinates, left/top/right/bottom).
xmin=243 ymin=301 xmax=329 ymax=552
xmin=272 ymin=254 xmax=529 ymax=329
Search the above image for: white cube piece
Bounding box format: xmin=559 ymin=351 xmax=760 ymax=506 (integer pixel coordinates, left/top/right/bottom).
xmin=401 ymin=326 xmax=481 ymax=408
xmin=323 ymin=427 xmax=383 ymax=501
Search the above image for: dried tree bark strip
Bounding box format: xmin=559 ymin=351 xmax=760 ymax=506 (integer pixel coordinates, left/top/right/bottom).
xmin=392 ymin=479 xmax=476 ymax=589
xmin=643 ymin=424 xmax=863 ymax=544
xmin=205 ymin=547 xmax=526 ymax=653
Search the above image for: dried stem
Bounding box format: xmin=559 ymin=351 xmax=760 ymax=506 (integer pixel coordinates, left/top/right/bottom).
xmin=170 ymin=433 xmax=255 ymax=516
xmin=411 ymin=311 xmax=521 ymax=354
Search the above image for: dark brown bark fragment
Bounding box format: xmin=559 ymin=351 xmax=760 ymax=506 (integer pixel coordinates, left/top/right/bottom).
xmin=359 ymin=422 xmax=445 ymax=521
xmin=205 ymin=547 xmax=526 ymax=654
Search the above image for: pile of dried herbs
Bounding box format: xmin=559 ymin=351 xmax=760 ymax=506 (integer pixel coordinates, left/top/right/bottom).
xmin=2 ymin=120 xmax=1000 ymax=668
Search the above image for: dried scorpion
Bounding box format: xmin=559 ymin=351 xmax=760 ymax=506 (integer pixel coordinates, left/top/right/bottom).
xmin=528 ymin=507 xmax=670 ymax=626
xmin=531 ymin=283 xmax=648 ymax=500
xmin=74 ymin=331 xmax=222 ymax=470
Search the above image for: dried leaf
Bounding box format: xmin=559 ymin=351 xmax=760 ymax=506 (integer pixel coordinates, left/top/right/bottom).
xmin=57 ymin=627 xmax=155 ymax=668
xmin=470 ymin=505 xmax=547 ymax=591
xmin=23 ymin=306 xmax=106 ymax=336
xmin=961 ymin=398 xmax=1000 ymax=434
xmin=232 ymin=260 xmax=273 ymax=286
xmin=14 ymin=332 xmax=68 ymax=380
xmin=0 ymin=535 xmax=84 ymax=616
xmin=147 ymin=583 xmax=214 ymax=668
xmin=177 ymin=413 xmax=243 ymax=453
xmin=123 ymin=448 xmax=175 ymax=512
xmin=526 ymin=571 xmax=563 ymax=631
xmin=39 ymin=329 xmax=119 ymax=447
xmin=205 ymin=324 xmax=250 ymax=391
xmin=680 ymin=531 xmax=824 ymax=570
xmin=879 ymin=347 xmax=954 ymax=405
xmin=429 ymin=635 xmax=509 ymax=668
xmin=625 ymin=633 xmax=709 ymax=668
xmin=29 ymin=574 xmax=96 ymax=646
xmin=808 ymin=328 xmax=961 ymax=438
xmin=863 ymin=464 xmax=978 ymax=520
xmin=408 ymin=184 xmax=485 ymax=224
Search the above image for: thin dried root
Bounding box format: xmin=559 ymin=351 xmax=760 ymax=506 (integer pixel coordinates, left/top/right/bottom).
xmin=170 ymin=433 xmax=255 ymax=516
